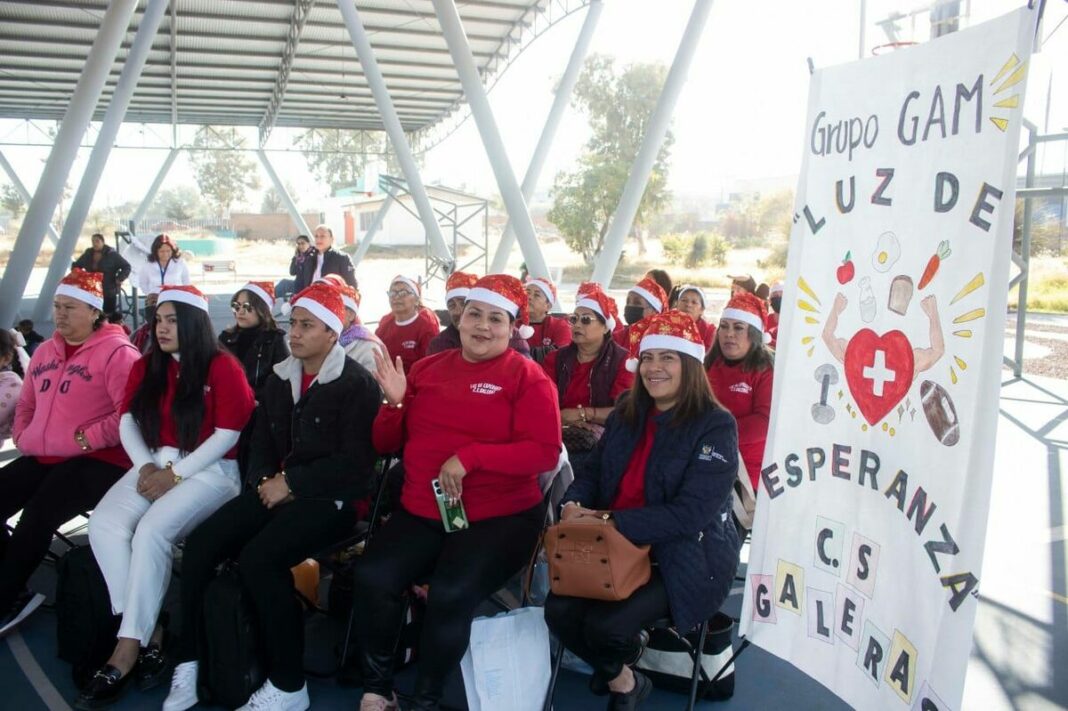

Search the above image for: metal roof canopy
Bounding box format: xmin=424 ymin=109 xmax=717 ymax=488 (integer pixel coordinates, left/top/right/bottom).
xmin=0 ymin=0 xmax=588 ymax=141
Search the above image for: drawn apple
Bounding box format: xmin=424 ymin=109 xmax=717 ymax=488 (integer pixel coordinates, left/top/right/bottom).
xmin=836 ymin=252 xmax=855 ymax=285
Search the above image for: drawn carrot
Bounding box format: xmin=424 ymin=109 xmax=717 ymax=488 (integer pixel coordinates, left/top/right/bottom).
xmin=918 ymin=240 xmax=951 ymax=289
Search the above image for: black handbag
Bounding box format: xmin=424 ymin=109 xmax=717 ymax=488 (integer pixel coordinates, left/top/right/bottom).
xmin=55 ymin=546 xmax=121 ymax=689
xmin=635 ymin=612 xmax=736 ymax=700
xmin=561 ymin=424 xmax=603 ymax=453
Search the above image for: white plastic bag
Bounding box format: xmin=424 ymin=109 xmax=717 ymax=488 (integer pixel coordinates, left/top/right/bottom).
xmin=460 ymin=606 xmax=551 ymax=711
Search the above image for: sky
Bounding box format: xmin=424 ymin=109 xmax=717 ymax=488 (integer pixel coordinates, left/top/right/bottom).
xmin=0 ymin=0 xmax=1065 ymax=217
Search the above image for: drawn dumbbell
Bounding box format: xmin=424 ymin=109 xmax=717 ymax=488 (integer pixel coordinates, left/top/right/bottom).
xmin=812 ymin=364 xmax=838 ymax=424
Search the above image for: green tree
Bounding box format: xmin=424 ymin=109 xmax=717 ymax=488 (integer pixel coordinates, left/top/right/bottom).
xmin=294 ymin=129 xmax=399 ymax=194
xmin=189 ymin=127 xmax=260 ymax=217
xmin=1 ymin=183 xmax=24 ymax=218
xmin=548 ymin=56 xmax=674 ymax=264
xmin=156 ymin=185 xmax=205 ymax=221
xmin=260 ymin=181 xmax=297 ymax=213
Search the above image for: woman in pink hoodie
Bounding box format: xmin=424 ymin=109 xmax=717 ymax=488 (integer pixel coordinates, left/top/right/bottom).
xmin=0 ymin=269 xmax=139 ymax=637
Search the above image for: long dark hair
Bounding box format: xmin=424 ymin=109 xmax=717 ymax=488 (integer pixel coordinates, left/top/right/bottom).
xmin=147 ymin=234 xmax=181 ymax=263
xmin=620 ymin=355 xmax=719 ymax=428
xmin=704 ymin=324 xmax=774 ymax=373
xmin=224 ymin=289 xmax=277 ymax=334
xmin=0 ymin=330 xmax=23 ymax=379
xmin=127 ymin=300 xmax=219 ymax=453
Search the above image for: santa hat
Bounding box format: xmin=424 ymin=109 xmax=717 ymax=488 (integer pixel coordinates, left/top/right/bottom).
xmin=158 ymin=284 xmax=209 ymax=313
xmin=55 ymin=268 xmax=104 ymax=310
xmin=625 ymin=310 xmax=706 ymax=372
xmin=291 ymin=282 xmax=345 ymax=334
xmin=466 ymin=274 xmax=534 ymax=339
xmin=525 ymin=276 xmax=557 ymax=305
xmin=390 ymin=275 xmax=421 ymax=297
xmin=677 ymin=284 xmax=706 ymax=306
xmin=240 ymin=281 xmax=275 ymax=311
xmin=445 ymin=271 xmax=479 ymax=303
xmin=722 ymin=291 xmax=771 ymax=343
xmin=629 ymin=277 xmax=668 ymax=313
xmin=319 ymin=274 xmax=360 ymax=314
xmin=770 ymin=282 xmax=784 ymax=297
xmin=574 ymin=284 xmax=618 ymax=332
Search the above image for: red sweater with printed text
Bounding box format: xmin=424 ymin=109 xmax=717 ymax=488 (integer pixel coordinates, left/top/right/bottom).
xmin=374 ymin=307 xmax=440 ymax=372
xmin=706 ymin=359 xmax=773 ymax=490
xmin=373 ymin=349 xmax=562 ymax=522
xmin=525 ymin=315 xmax=572 ymax=351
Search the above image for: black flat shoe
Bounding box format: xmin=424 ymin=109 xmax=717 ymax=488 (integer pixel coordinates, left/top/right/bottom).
xmin=136 ymin=642 xmax=170 ymax=691
xmin=606 ymin=669 xmax=652 ymax=711
xmin=74 ymin=664 xmax=132 ymax=710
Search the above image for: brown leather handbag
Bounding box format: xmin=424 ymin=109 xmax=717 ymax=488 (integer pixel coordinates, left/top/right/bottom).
xmin=545 ymin=514 xmax=651 ymax=601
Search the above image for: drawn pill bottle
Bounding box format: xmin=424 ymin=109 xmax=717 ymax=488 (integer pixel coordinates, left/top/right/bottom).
xmin=858 ymin=277 xmax=877 ymax=323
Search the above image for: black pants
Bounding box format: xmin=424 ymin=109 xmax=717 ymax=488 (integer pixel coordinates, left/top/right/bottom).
xmin=102 ymin=290 xmax=118 ymax=315
xmin=0 ymin=455 xmax=124 ymax=611
xmin=353 ymin=504 xmax=543 ymax=700
xmin=175 ymin=489 xmax=356 ymax=692
xmin=544 ymin=571 xmax=671 ymax=682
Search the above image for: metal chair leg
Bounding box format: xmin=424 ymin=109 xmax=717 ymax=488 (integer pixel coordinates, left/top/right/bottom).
xmin=543 ymin=638 xmax=565 ymax=711
xmin=687 ymin=619 xmax=708 ymax=711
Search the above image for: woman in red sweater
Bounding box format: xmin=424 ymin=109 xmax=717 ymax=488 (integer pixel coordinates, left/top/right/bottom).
xmin=704 ymin=291 xmax=774 ymax=492
xmin=524 ymin=276 xmax=571 ymax=362
xmin=674 ymin=284 xmax=716 ymax=352
xmin=355 ymin=274 xmax=561 ymax=711
xmin=373 ymin=275 xmax=439 ymax=372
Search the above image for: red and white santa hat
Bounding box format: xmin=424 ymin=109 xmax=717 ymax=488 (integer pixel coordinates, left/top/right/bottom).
xmin=390 ymin=275 xmax=421 ymax=298
xmin=241 ymin=281 xmax=275 ymax=311
xmin=574 ymin=284 xmax=618 ymax=332
xmin=158 ymin=284 xmax=209 ymax=313
xmin=629 ymin=276 xmax=668 ymax=313
xmin=55 ymin=268 xmax=104 ymax=310
xmin=319 ymin=274 xmax=360 ymax=315
xmin=625 ymin=310 xmax=706 ymax=372
xmin=525 ymin=276 xmax=558 ymax=305
xmin=722 ymin=291 xmax=770 ymax=342
xmin=291 ymin=282 xmax=345 ymax=334
xmin=445 ymin=271 xmax=479 ymax=303
xmin=466 ymin=274 xmax=534 ymax=339
xmin=677 ymin=284 xmax=706 ymax=306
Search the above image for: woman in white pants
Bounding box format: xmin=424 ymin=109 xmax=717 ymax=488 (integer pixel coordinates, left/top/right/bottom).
xmin=78 ymin=285 xmax=255 ymax=710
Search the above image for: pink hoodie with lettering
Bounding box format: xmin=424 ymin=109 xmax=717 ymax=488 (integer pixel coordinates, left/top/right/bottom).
xmin=13 ymin=323 xmax=139 ymax=461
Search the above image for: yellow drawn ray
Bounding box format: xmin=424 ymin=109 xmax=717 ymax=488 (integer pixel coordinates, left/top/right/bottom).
xmin=951 ymin=272 xmax=986 ymax=305
xmin=796 ymin=276 xmax=821 ymax=306
xmin=953 ymin=329 xmax=973 ymax=338
xmin=994 ymin=62 xmax=1028 ymax=95
xmin=950 ymin=367 xmax=958 ymax=385
xmin=990 ymin=117 xmax=1009 ymax=132
xmin=801 ymin=336 xmax=814 ymax=345
xmin=807 ymin=346 xmax=815 ymax=357
xmin=994 ymin=95 xmax=1019 ymax=108
xmin=953 ymin=308 xmax=986 ymax=324
xmin=990 ymin=53 xmax=1020 ymax=86
xmin=805 ymin=316 xmax=820 ymax=325
xmin=954 ymin=355 xmax=967 ymax=370
xmin=798 ymin=300 xmax=819 ymax=313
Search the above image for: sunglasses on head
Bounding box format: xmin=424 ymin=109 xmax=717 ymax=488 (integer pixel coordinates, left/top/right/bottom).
xmin=567 ymin=313 xmax=599 ymax=326
xmin=231 ymin=301 xmax=254 ymax=314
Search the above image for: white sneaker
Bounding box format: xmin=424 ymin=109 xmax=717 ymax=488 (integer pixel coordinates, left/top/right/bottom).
xmin=237 ymin=680 xmax=309 ymax=711
xmin=162 ymin=661 xmax=199 ymax=711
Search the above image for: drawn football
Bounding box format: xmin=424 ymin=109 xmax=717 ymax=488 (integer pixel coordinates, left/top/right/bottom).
xmin=920 ymin=380 xmax=960 ymax=447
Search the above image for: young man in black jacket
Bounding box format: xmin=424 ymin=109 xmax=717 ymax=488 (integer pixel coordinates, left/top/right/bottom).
xmin=162 ymin=283 xmax=380 ymax=711
xmin=73 ymin=233 xmax=131 ymax=314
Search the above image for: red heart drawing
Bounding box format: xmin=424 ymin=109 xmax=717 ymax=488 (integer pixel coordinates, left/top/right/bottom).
xmin=843 ymin=329 xmax=915 ymax=425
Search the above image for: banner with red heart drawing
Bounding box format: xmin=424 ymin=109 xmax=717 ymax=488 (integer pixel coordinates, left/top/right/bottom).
xmin=740 ymin=7 xmax=1039 ymax=711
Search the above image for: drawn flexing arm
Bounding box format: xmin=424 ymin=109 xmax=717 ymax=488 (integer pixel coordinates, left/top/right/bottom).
xmin=821 ymin=292 xmax=849 ymax=364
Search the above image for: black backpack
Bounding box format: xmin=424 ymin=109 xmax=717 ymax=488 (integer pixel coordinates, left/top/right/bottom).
xmin=55 ymin=545 xmax=121 ymax=689
xmin=635 ymin=612 xmax=736 ymax=700
xmin=196 ymin=566 xmax=266 ymax=708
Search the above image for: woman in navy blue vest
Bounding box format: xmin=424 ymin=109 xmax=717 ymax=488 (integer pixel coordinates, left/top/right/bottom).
xmin=545 ymin=310 xmax=742 ymax=709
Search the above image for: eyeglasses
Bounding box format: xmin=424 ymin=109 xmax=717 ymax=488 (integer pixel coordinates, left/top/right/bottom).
xmin=567 ymin=314 xmax=598 ymax=326
xmin=387 ymin=289 xmax=415 ymax=299
xmin=231 ymin=301 xmax=254 ymax=314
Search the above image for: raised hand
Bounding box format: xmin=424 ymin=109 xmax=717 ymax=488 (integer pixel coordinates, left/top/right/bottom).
xmin=372 ymin=348 xmax=407 ymax=406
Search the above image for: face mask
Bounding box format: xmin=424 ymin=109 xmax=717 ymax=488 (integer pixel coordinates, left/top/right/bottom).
xmin=624 ymin=304 xmax=645 ymax=326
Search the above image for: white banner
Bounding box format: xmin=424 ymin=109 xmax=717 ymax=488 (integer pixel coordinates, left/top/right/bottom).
xmin=740 ymin=8 xmax=1039 ymax=710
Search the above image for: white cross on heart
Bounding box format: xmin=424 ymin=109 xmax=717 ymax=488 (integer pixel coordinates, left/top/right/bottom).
xmin=862 ymin=349 xmax=897 ymax=397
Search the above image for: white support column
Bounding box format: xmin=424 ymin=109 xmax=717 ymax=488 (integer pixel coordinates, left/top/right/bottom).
xmin=431 ymin=0 xmax=551 ymax=280
xmin=35 ymin=0 xmax=169 ymax=322
xmin=336 ymin=0 xmax=453 ymax=269
xmin=256 ymin=149 xmax=313 ymax=238
xmin=351 ymin=193 xmax=395 ymax=267
xmin=591 ymin=0 xmax=713 ymax=285
xmin=0 ymin=150 xmax=60 ymax=247
xmin=489 ymin=0 xmax=603 ymax=274
xmin=0 ymin=0 xmax=139 ymax=326
xmin=130 ymin=147 xmax=180 ymax=228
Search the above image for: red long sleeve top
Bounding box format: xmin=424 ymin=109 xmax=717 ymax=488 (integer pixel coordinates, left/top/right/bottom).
xmin=706 ymin=359 xmax=773 ymax=491
xmin=525 ymin=315 xmax=572 ymax=351
xmin=373 ymin=348 xmax=562 ymax=522
xmin=374 ymin=307 xmax=440 ymax=372
xmin=694 ymin=318 xmax=716 ymax=353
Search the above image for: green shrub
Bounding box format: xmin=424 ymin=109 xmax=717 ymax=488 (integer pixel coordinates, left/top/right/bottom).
xmin=661 ymin=233 xmax=693 ymax=265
